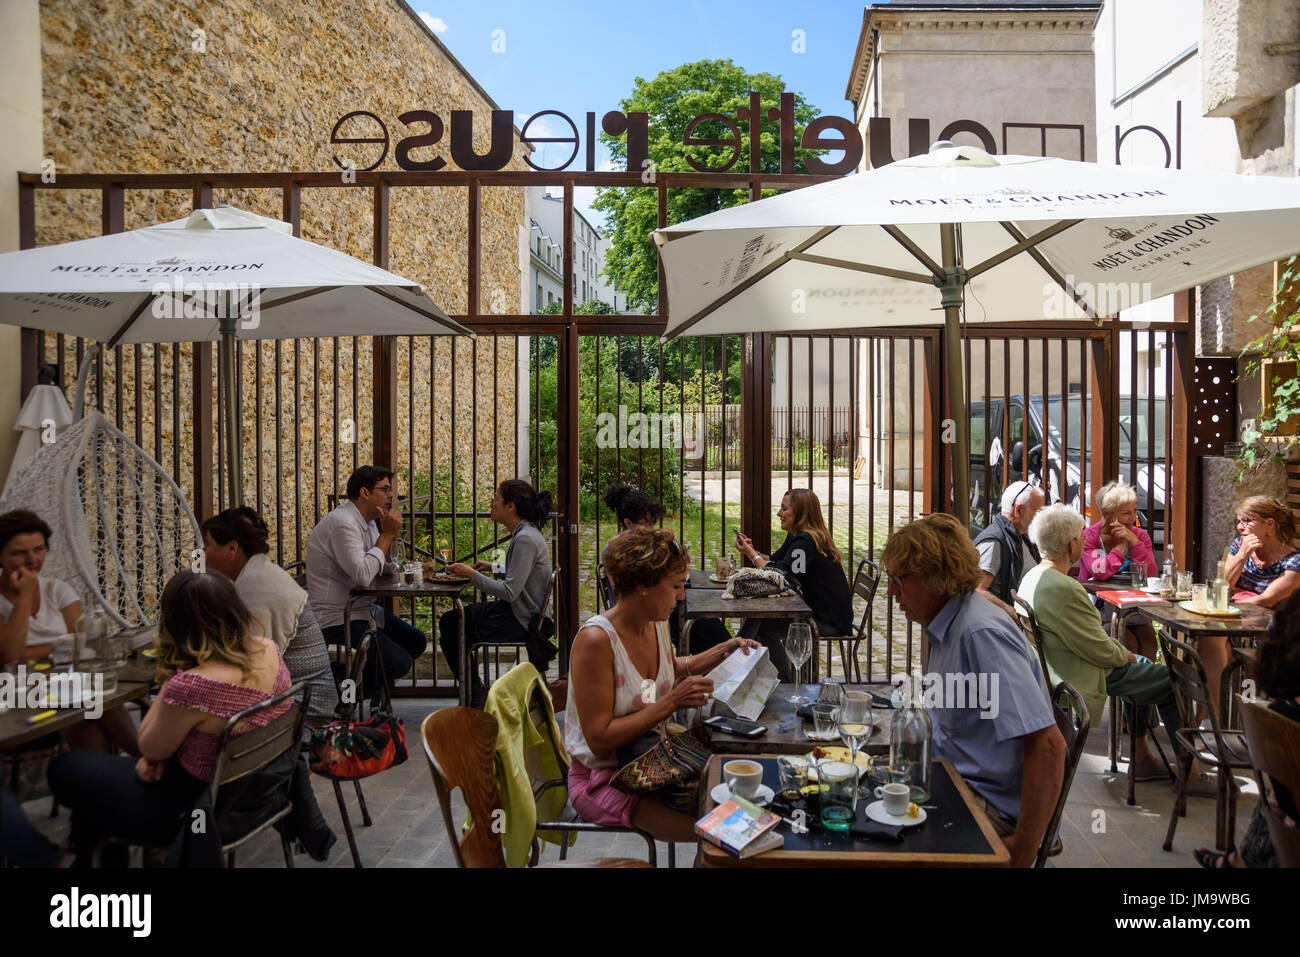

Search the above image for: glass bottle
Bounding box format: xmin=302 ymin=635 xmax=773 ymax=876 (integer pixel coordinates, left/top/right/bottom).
xmin=889 ymin=675 xmax=932 ymax=803
xmin=1213 ymin=560 xmax=1230 ymax=612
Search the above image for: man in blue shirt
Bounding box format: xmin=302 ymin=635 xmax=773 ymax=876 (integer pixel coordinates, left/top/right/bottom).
xmin=881 ymin=513 xmax=1065 ymax=867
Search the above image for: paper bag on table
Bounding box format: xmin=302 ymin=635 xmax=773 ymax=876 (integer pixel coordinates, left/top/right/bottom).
xmin=706 ymin=645 xmax=778 ymax=721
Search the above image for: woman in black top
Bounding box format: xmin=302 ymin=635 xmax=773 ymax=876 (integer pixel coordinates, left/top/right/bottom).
xmin=601 ymin=486 xmax=731 ymax=655
xmin=736 ymin=489 xmax=852 ymax=681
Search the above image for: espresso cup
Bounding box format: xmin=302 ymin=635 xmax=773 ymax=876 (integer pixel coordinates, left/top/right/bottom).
xmin=874 ymin=781 xmax=910 ymax=816
xmin=723 ymin=759 xmax=763 ymax=800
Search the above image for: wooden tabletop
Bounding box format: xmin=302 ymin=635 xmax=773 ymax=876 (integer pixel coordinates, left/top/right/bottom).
xmin=1142 ymin=601 xmax=1273 ymax=639
xmin=0 ymin=666 xmax=152 ymax=750
xmin=688 ymin=568 xmax=727 ymax=590
xmin=698 ymin=755 xmax=1009 ymax=868
xmin=707 ymin=683 xmax=894 ymax=755
xmin=683 ymin=587 xmax=811 ymax=621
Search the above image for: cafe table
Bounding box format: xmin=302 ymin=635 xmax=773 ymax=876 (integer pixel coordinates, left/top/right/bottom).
xmin=0 ymin=652 xmax=155 ymax=751
xmin=345 ymin=573 xmax=474 ymax=704
xmin=697 ymin=754 xmax=1010 ymax=868
xmin=678 ymin=584 xmax=811 ymax=657
xmin=705 ymin=682 xmax=894 ymax=756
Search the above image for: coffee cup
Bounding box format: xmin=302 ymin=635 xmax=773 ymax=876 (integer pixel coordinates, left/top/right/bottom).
xmin=874 ymin=781 xmax=910 ymax=816
xmin=723 ymin=759 xmax=763 ymax=800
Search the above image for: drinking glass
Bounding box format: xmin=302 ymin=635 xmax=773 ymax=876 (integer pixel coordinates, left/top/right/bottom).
xmin=1191 ymin=583 xmax=1208 ymax=612
xmin=817 ymin=677 xmax=844 ymax=707
xmin=818 ymin=761 xmax=858 ymax=831
xmin=1130 ymin=563 xmax=1147 ymax=589
xmin=838 ymin=690 xmax=873 ymax=792
xmin=1176 ymin=571 xmax=1193 ymax=600
xmin=783 ymin=623 xmax=813 ymax=704
xmin=777 ymin=755 xmax=809 ymax=801
xmin=810 ymin=702 xmax=839 ymax=740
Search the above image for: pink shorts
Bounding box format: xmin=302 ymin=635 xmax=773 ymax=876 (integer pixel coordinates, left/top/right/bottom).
xmin=567 ymin=758 xmax=639 ymax=828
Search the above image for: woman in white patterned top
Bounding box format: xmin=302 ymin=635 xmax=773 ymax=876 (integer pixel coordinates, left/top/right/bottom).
xmin=564 ymin=526 xmax=760 ymax=842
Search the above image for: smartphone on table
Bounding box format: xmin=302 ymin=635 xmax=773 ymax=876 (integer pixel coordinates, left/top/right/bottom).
xmin=704 ymin=715 xmax=767 ymax=738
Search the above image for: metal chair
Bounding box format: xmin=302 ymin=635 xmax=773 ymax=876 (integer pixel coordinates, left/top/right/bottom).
xmin=1012 ymin=598 xmax=1055 ymax=700
xmin=594 ymin=561 xmax=614 ymax=612
xmin=1035 ymin=679 xmax=1090 ymax=867
xmin=420 ymin=706 xmax=648 ymax=868
xmin=468 ymin=567 xmax=561 ymax=701
xmin=281 ymin=560 xmax=307 ymax=589
xmin=1239 ymin=698 xmax=1300 ymax=868
xmin=99 ymin=679 xmax=308 ymax=867
xmin=1158 ymin=631 xmax=1253 ymax=854
xmin=811 ymin=557 xmax=880 ymax=682
xmin=312 ymin=631 xmax=380 ymax=868
xmin=524 ymin=682 xmax=666 ymax=867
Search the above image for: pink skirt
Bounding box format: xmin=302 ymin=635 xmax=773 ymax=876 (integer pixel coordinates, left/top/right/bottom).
xmin=567 ymin=758 xmax=639 ymax=828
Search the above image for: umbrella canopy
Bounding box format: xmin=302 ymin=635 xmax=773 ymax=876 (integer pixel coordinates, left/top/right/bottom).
xmin=0 ymin=206 xmax=469 ymax=506
xmin=653 ymin=144 xmax=1300 ymax=525
xmin=0 ymin=206 xmax=468 ymax=344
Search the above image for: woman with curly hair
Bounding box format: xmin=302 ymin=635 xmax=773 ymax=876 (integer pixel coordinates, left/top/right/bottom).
xmin=564 ymin=526 xmax=760 ymax=841
xmin=49 ymin=570 xmax=291 ymax=866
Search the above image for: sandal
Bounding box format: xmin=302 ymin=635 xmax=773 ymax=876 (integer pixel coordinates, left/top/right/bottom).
xmin=1194 ymin=847 xmax=1229 ymax=869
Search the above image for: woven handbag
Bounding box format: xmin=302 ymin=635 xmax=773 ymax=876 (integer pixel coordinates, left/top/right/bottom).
xmin=611 ymin=721 xmax=712 ymax=815
xmin=725 ymin=567 xmax=796 ymax=599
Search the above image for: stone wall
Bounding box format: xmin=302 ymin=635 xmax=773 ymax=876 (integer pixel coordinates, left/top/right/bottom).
xmin=36 ymin=0 xmax=530 ymax=557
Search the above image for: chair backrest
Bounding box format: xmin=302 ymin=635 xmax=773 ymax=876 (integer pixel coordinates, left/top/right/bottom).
xmin=1239 ymin=698 xmax=1300 ymax=868
xmin=420 ymin=708 xmax=506 ymax=868
xmin=1157 ymin=630 xmax=1241 ymax=742
xmin=210 ymin=678 xmax=309 ymax=806
xmin=594 ymin=561 xmax=614 ymax=612
xmin=533 ymin=566 xmax=562 ymax=633
xmin=339 ymin=631 xmax=376 ymax=720
xmin=850 ymin=557 xmax=881 ymax=638
xmin=281 ymin=560 xmax=307 ymax=589
xmin=1036 ymin=679 xmax=1090 ymax=867
xmin=1013 ymin=597 xmax=1056 ymax=701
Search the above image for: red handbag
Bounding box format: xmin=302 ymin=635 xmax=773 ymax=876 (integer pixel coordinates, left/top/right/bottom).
xmin=308 ymin=711 xmax=407 ymax=779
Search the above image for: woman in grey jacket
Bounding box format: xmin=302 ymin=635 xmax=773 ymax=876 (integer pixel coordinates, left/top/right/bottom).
xmin=441 ymin=480 xmax=554 ymax=702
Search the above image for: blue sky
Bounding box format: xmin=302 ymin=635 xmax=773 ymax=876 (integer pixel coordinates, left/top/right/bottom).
xmin=406 ymin=0 xmax=870 ymax=226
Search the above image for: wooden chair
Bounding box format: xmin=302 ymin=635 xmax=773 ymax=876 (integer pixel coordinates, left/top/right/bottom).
xmin=811 ymin=557 xmax=880 ymax=682
xmin=1158 ymin=631 xmax=1253 ymax=854
xmin=1036 ymin=679 xmax=1090 ymax=867
xmin=420 ymin=706 xmax=649 ymax=868
xmin=1239 ymin=698 xmax=1300 ymax=868
xmin=468 ymin=567 xmax=561 ymax=700
xmin=524 ymin=682 xmax=665 ymax=867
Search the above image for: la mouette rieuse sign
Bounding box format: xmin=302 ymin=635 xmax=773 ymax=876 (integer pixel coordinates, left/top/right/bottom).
xmin=330 ymin=93 xmax=864 ymax=175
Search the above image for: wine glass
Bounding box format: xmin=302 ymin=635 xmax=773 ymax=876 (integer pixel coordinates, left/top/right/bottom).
xmin=838 ymin=690 xmax=874 ymax=794
xmin=783 ymin=622 xmax=813 ymax=704
xmin=439 ymin=546 xmax=452 ymax=571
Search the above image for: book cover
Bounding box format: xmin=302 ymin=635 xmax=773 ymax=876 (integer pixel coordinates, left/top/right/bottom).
xmin=1096 ymin=589 xmax=1164 ymax=606
xmin=696 ymin=796 xmax=782 ymax=857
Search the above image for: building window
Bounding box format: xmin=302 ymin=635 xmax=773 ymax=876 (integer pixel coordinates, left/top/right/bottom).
xmin=537 ymin=284 xmax=542 ymax=308
xmin=582 ymin=280 xmax=587 ymax=301
xmin=547 ymin=291 xmax=554 ymax=306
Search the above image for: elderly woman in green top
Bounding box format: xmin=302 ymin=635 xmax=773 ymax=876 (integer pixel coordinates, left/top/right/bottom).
xmin=1018 ymin=504 xmax=1201 ymax=784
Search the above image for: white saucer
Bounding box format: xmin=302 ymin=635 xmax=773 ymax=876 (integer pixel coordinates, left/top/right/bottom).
xmin=709 ymin=574 xmax=730 ymax=584
xmin=864 ymin=799 xmax=926 ymax=826
xmin=710 ymin=783 xmax=774 ymax=806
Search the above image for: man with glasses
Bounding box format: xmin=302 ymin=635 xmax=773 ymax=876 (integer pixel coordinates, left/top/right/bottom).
xmin=973 ymin=480 xmax=1045 ymax=620
xmin=881 ymin=514 xmax=1065 ymax=868
xmin=306 ymin=465 xmax=428 ymax=697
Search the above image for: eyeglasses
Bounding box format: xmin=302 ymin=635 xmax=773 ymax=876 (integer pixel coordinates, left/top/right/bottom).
xmin=371 ymin=484 xmax=393 ymax=494
xmin=887 ymin=572 xmax=914 ymax=588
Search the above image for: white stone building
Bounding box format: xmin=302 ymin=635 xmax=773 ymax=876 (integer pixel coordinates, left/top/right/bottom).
xmin=527 ymin=187 xmax=632 ymax=312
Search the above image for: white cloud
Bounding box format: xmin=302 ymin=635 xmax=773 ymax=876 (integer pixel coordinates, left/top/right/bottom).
xmin=418 ymin=12 xmax=448 ymax=33
xmin=519 ymin=114 xmax=557 ymax=138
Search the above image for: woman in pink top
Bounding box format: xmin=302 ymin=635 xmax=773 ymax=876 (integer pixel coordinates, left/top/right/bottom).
xmin=564 ymin=527 xmax=760 ymax=842
xmin=50 ymin=570 xmax=290 ymax=866
xmin=1079 ymin=480 xmax=1159 ymax=659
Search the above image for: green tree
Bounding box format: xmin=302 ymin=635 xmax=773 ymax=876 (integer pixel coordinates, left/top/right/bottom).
xmin=593 ymin=60 xmax=824 ymax=312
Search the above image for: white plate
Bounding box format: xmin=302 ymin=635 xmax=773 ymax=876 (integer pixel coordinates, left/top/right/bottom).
xmin=710 ymin=782 xmax=774 ymax=806
xmin=864 ymin=800 xmax=926 ymax=826
xmin=708 ymin=574 xmax=730 ymax=584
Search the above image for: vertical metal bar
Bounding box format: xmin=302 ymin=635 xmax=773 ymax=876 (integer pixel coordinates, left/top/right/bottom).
xmin=351 ymin=336 xmax=360 ymax=474
xmin=255 ymin=340 xmax=263 ymax=511
xmin=1041 ymin=338 xmax=1050 ymax=490
xmin=886 ymin=336 xmax=895 ymax=681
xmin=786 ymin=336 xmax=793 ymax=491
xmin=807 ymin=336 xmax=814 ymax=490
xmin=908 ymin=338 xmax=916 ymax=522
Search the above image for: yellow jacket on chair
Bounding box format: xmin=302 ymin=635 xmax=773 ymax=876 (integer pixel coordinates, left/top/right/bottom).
xmin=482 ymin=662 xmax=572 ymax=867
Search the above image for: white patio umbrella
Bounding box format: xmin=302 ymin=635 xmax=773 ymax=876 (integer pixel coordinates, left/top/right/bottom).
xmin=654 ymin=144 xmax=1300 ymax=525
xmin=0 ymin=206 xmax=470 ymax=504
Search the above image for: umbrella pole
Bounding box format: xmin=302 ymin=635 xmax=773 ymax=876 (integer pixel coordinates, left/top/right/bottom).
xmin=219 ymin=316 xmax=241 ymax=508
xmin=939 ymin=223 xmax=970 ymax=529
